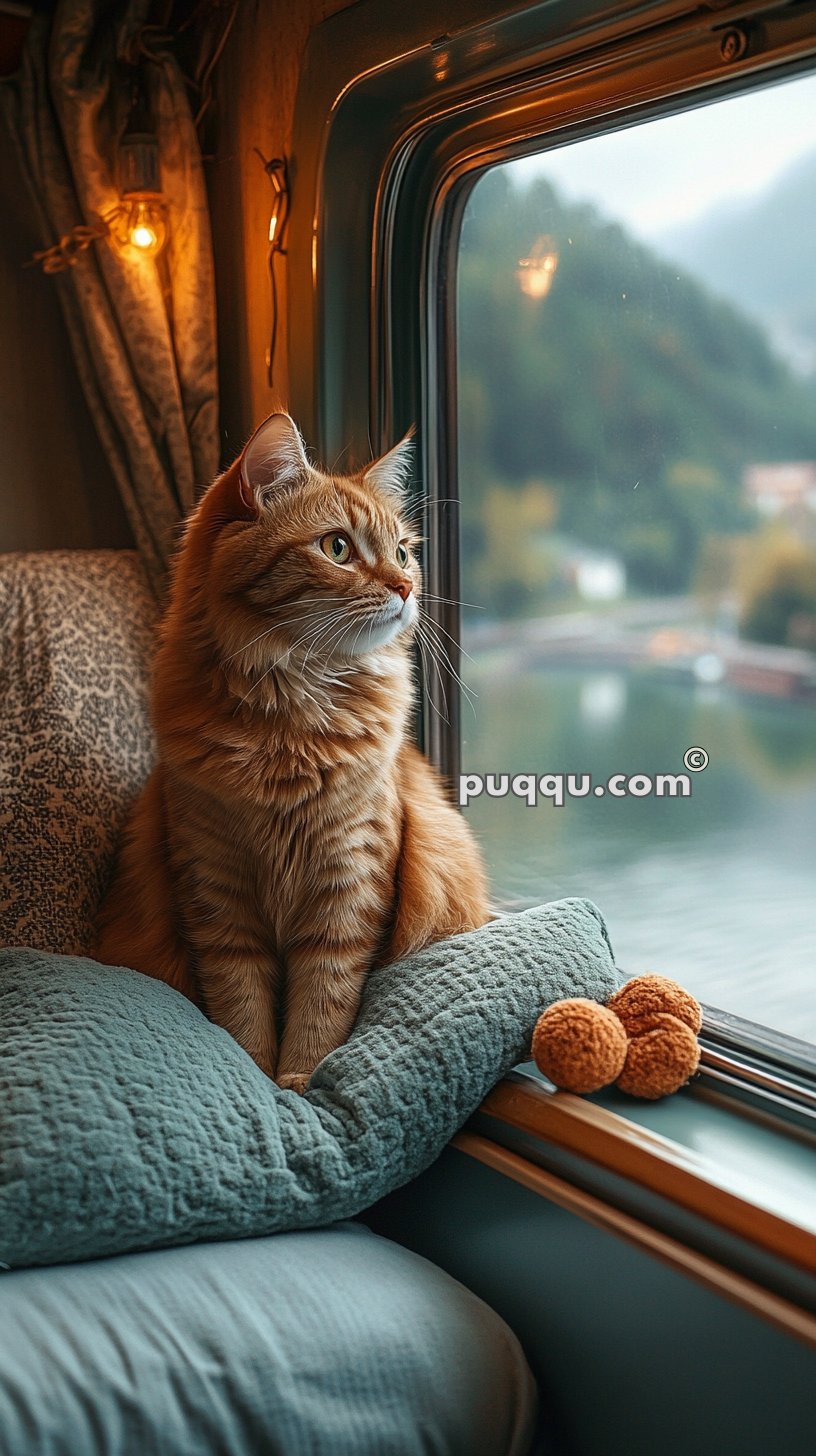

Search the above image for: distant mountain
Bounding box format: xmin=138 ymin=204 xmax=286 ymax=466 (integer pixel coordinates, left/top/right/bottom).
xmin=458 ymin=169 xmax=816 ymax=595
xmin=657 ymin=149 xmax=816 ymax=375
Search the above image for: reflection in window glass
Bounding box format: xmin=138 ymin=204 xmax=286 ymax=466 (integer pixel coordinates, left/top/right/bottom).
xmin=457 ymin=74 xmax=816 ymax=1042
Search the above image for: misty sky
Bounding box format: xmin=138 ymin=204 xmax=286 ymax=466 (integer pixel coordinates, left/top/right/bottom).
xmin=510 ymin=70 xmax=816 ymax=241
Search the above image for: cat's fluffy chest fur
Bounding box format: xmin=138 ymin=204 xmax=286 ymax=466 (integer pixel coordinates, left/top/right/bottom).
xmin=159 ymin=671 xmax=406 ymax=952
xmin=96 ymin=413 xmax=491 ymax=1091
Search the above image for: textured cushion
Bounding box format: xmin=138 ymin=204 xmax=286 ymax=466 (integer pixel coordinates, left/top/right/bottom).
xmin=0 ymin=550 xmax=156 ymax=956
xmin=0 ymin=1223 xmax=537 ymax=1456
xmin=0 ymin=899 xmax=619 ymax=1269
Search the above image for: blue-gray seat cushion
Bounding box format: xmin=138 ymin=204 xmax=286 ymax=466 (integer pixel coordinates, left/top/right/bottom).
xmin=0 ymin=1222 xmax=537 ymax=1456
xmin=0 ymin=898 xmax=619 ymax=1269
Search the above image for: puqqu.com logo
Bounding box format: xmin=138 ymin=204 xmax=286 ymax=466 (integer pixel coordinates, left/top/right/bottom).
xmin=459 ymin=749 xmax=709 ymax=807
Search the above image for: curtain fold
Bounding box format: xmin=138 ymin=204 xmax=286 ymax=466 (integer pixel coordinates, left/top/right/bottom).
xmin=0 ymin=0 xmax=219 ymax=596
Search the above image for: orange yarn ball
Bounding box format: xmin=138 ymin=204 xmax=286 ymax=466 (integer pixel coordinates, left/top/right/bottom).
xmin=608 ymin=974 xmax=702 ymax=1039
xmin=616 ymin=1012 xmax=701 ymax=1100
xmin=532 ymin=999 xmax=628 ymax=1094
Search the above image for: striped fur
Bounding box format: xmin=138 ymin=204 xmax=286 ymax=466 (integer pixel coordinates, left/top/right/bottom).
xmin=96 ymin=415 xmax=490 ymax=1089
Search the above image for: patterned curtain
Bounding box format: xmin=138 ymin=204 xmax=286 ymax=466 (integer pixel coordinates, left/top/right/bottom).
xmin=0 ymin=0 xmax=219 ymax=597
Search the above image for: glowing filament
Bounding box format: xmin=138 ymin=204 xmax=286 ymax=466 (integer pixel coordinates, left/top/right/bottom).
xmin=108 ymin=197 xmax=168 ymax=261
xmin=131 ymin=223 xmax=157 ymax=250
xmin=125 ymin=201 xmax=166 ymax=257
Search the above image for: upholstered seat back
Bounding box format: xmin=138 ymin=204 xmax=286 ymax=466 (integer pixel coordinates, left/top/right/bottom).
xmin=0 ymin=551 xmax=157 ymax=954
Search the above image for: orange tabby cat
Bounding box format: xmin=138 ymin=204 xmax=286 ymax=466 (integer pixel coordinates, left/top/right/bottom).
xmin=96 ymin=413 xmax=490 ymax=1091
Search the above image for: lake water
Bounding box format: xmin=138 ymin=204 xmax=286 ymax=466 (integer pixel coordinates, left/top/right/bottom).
xmin=461 ymin=656 xmax=816 ymax=1045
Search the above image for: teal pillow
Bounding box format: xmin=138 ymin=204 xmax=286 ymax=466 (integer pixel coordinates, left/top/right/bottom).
xmin=0 ymin=1226 xmax=538 ymax=1456
xmin=0 ymin=899 xmax=619 ymax=1268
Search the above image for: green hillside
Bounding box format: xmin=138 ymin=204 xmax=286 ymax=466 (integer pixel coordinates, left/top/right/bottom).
xmin=458 ymin=169 xmax=816 ymax=598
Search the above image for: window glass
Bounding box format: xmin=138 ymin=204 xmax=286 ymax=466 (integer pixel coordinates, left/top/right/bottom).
xmin=456 ymin=73 xmax=816 ymax=1042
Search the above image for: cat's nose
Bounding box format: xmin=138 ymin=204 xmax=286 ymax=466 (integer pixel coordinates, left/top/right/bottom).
xmin=393 ymin=578 xmax=413 ymax=601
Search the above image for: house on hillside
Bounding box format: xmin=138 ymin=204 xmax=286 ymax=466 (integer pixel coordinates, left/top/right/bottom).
xmin=743 ymin=462 xmax=816 ymax=517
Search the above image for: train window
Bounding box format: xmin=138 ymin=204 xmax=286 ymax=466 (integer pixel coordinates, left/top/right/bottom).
xmin=457 ymin=71 xmax=816 ymax=1044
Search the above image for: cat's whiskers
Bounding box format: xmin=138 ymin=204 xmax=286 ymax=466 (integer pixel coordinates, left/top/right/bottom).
xmin=350 ymin=611 xmax=376 ymax=660
xmin=413 ymin=620 xmax=451 ymax=724
xmin=412 ymin=612 xmax=478 ymax=723
xmin=295 ymin=612 xmax=364 ymax=705
xmin=246 ymin=601 xmax=354 ymax=676
xmin=403 ymin=492 xmax=460 ymax=510
xmin=223 ymin=597 xmax=351 ymax=664
xmin=413 ymin=631 xmax=449 ymax=725
xmin=418 ymin=593 xmax=485 ymax=611
xmin=237 ymin=604 xmax=363 ymax=714
xmin=235 ymin=614 xmax=341 ymax=709
xmin=292 ymin=605 xmax=397 ymax=716
xmin=418 ymin=613 xmax=478 ymax=715
xmin=289 ymin=599 xmax=415 ymax=710
xmin=303 ymin=595 xmax=410 ymax=669
xmin=300 ymin=604 xmax=361 ymax=673
xmin=417 ymin=612 xmax=476 ymax=663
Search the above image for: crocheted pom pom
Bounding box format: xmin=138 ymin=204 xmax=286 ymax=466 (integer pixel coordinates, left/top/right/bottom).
xmin=616 ymin=1013 xmax=701 ymax=1099
xmin=608 ymin=974 xmax=702 ymax=1038
xmin=532 ymin=999 xmax=628 ymax=1094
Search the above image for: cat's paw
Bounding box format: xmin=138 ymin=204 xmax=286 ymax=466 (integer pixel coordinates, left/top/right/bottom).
xmin=277 ymin=1072 xmax=310 ymax=1095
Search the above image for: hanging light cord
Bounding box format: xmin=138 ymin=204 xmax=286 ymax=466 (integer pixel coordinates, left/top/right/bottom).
xmin=253 ymin=150 xmax=290 ymax=390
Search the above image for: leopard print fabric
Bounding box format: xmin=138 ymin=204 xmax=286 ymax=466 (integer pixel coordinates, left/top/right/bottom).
xmin=0 ymin=551 xmax=157 ymax=955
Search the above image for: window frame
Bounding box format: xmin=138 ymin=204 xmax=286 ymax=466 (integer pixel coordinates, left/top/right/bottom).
xmin=288 ymin=0 xmax=816 ymax=1258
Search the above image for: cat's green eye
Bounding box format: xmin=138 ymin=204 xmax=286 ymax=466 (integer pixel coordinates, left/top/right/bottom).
xmin=396 ymin=543 xmax=409 ymax=567
xmin=320 ymin=533 xmax=353 ymax=564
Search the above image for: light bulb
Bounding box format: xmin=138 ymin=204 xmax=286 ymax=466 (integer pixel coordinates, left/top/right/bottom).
xmin=112 ymin=88 xmax=168 ymax=262
xmin=107 ymin=196 xmax=168 ymax=261
xmin=123 ymin=199 xmax=167 ymax=257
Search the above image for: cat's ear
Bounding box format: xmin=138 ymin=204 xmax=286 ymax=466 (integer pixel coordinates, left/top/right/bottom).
xmin=240 ymin=412 xmax=309 ymax=510
xmin=363 ymin=426 xmax=415 ymax=502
